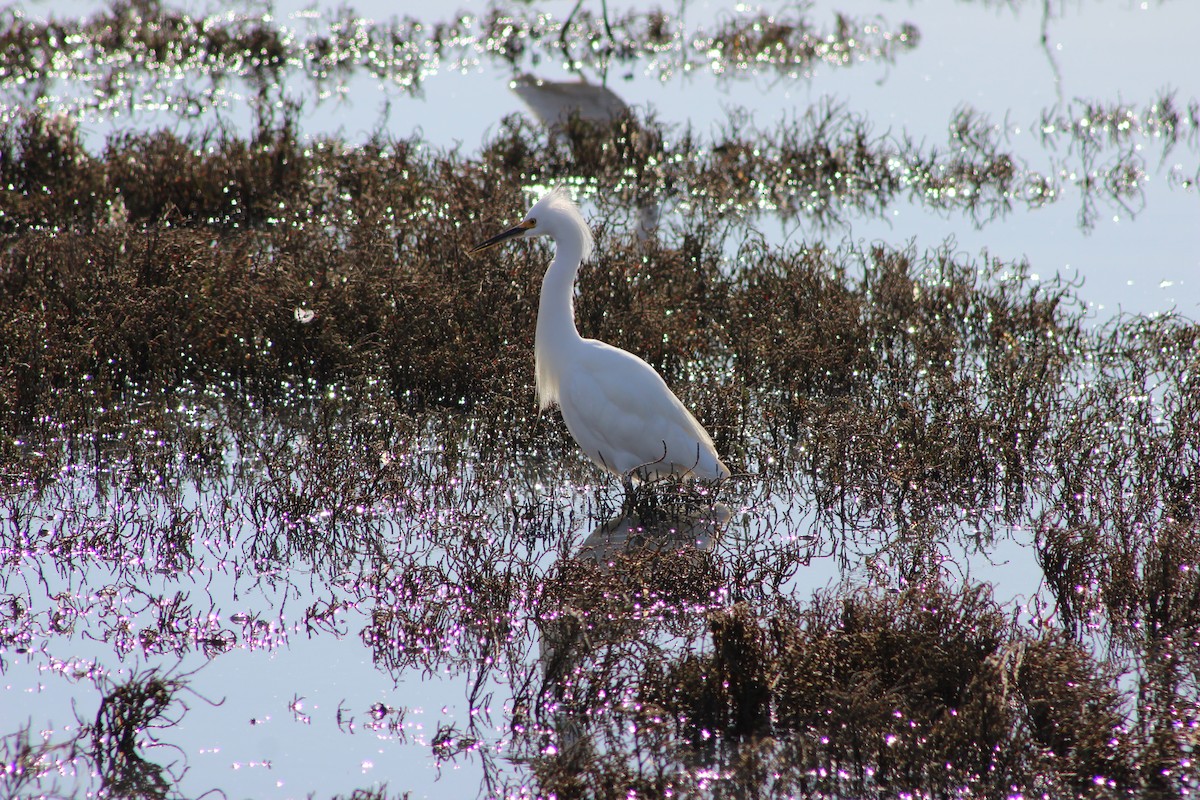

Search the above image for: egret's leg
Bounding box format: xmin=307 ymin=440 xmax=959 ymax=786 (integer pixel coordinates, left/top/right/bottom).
xmin=621 ymin=472 xmax=636 ymax=514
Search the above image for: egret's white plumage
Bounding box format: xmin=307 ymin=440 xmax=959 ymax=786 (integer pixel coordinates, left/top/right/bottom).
xmin=470 ymin=188 xmax=729 ymax=482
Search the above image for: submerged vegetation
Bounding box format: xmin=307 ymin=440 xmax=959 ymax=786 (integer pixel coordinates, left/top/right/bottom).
xmin=1 ymin=1 xmax=1199 ymax=798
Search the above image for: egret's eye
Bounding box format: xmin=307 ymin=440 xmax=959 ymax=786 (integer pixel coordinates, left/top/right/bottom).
xmin=520 ymin=218 xmax=537 ymax=230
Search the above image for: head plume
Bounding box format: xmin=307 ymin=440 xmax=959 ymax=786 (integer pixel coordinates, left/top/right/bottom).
xmin=529 ymin=186 xmax=594 ymax=262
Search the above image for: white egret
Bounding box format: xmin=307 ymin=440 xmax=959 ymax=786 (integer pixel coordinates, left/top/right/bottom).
xmin=469 ymin=187 xmax=730 ymax=484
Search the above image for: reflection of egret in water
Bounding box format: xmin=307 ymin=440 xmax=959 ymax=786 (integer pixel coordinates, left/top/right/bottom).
xmin=510 ymin=73 xmax=661 ymax=241
xmin=533 ymin=502 xmax=732 ymax=769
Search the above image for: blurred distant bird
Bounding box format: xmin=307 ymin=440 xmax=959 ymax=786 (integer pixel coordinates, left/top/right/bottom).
xmin=469 ymin=187 xmax=729 ymax=484
xmin=510 ymin=74 xmax=660 ymax=241
xmin=510 ymin=73 xmax=628 ymax=133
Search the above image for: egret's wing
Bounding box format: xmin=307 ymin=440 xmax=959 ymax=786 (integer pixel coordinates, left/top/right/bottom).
xmin=563 ymin=343 xmax=671 ymax=471
xmin=560 ymin=341 xmax=725 ymax=478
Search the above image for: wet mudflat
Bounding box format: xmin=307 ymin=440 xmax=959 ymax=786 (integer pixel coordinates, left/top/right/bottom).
xmin=1 ymin=1 xmax=1199 ymax=798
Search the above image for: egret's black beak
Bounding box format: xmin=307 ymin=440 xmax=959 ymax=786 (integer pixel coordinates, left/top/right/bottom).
xmin=468 ymin=219 xmax=536 ymax=255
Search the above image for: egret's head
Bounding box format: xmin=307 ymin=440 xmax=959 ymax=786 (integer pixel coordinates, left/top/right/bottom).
xmin=468 ymin=187 xmax=593 ymax=260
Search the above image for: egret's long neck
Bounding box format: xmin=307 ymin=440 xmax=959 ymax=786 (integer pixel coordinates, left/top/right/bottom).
xmin=536 ymin=245 xmax=584 ymax=343
xmin=534 ymin=233 xmax=585 ymax=408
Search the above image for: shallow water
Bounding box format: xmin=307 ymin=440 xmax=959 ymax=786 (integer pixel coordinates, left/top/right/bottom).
xmin=2 ymin=1 xmax=1199 ymax=798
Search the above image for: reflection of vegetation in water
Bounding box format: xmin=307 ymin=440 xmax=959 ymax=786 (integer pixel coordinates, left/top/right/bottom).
xmin=0 ymin=667 xmax=202 ymax=799
xmin=1034 ymin=94 xmax=1200 ymax=226
xmin=0 ymin=0 xmax=916 ymax=107
xmin=90 ymin=668 xmax=194 ymax=799
xmin=533 ymin=586 xmax=1141 ymax=797
xmin=1 ymin=2 xmax=1198 ymax=797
